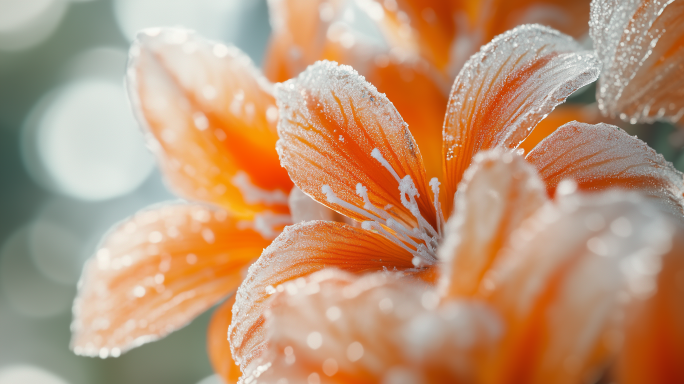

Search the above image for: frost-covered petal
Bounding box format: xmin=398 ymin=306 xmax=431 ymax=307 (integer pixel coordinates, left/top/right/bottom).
xmin=526 ymin=121 xmax=684 ymax=216
xmin=442 ymin=24 xmax=600 ymax=212
xmin=439 ymin=150 xmax=548 ymax=298
xmin=228 ymin=221 xmax=414 ymax=373
xmin=242 ymin=270 xmax=502 ymax=384
xmin=276 ymin=60 xmax=438 ymax=230
xmin=479 ymin=191 xmax=676 ymax=384
xmin=617 ymin=235 xmax=684 ymax=384
xmin=591 ymin=0 xmax=684 ymax=123
xmin=128 ymin=28 xmax=292 ymax=218
xmin=208 ymin=296 xmax=241 ymax=384
xmin=70 ymin=203 xmax=270 ymax=357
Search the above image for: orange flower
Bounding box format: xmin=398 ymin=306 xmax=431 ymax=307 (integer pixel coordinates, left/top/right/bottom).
xmin=69 ymin=0 xmax=684 ymax=383
xmin=227 ymin=24 xmax=684 ymax=382
xmin=245 ymin=154 xmax=684 ymax=383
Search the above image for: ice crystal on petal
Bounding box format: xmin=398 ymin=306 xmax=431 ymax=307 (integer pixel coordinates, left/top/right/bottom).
xmin=527 ymin=121 xmax=684 ymax=216
xmin=591 ymin=0 xmax=684 ymax=123
xmin=442 ymin=24 xmax=600 ymax=208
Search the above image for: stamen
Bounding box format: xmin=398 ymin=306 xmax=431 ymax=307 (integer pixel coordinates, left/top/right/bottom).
xmin=322 ymin=185 xmax=385 ymax=223
xmin=371 ymin=149 xmax=401 ymax=183
xmin=356 ymin=183 xmax=391 ymax=220
xmin=321 ymin=148 xmax=445 ymax=267
xmin=429 ymin=177 xmax=445 ymax=237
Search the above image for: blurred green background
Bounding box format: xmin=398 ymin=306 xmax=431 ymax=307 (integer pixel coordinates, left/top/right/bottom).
xmin=0 ymin=1 xmax=270 ymax=383
xmin=1 ymin=1 xmax=682 ymax=384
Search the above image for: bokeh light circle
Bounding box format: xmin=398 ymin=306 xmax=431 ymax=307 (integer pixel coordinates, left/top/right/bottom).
xmin=0 ymin=364 xmax=70 ymax=384
xmin=22 ymin=78 xmax=155 ymax=201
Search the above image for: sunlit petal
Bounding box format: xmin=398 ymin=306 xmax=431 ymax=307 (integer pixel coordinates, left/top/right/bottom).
xmin=71 ymin=203 xmax=270 ymax=357
xmin=243 ymin=270 xmax=502 ymax=383
xmin=128 ymin=28 xmax=292 ymax=218
xmin=617 ymin=235 xmax=684 ymax=384
xmin=479 ymin=191 xmax=676 ymax=384
xmin=440 ymin=150 xmax=548 ymax=298
xmin=276 ymin=60 xmax=438 ymax=231
xmin=229 ymin=220 xmax=413 ymax=373
xmin=526 ymin=121 xmax=684 ymax=216
xmin=443 ymin=24 xmax=600 ymax=213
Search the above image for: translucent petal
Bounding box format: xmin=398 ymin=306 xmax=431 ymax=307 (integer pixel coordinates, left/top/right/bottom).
xmin=439 ymin=150 xmax=548 ymax=298
xmin=359 ymin=0 xmax=459 ymax=73
xmin=365 ymin=58 xmax=449 ymax=182
xmin=617 ymin=235 xmax=684 ymax=384
xmin=128 ymin=28 xmax=292 ymax=218
xmin=275 ymin=60 xmax=437 ymax=229
xmin=70 ymin=203 xmax=270 ymax=357
xmin=591 ymin=0 xmax=684 ymax=123
xmin=228 ymin=221 xmax=414 ymax=373
xmin=208 ymin=296 xmax=241 ymax=384
xmin=526 ymin=121 xmax=684 ymax=216
xmin=442 ymin=24 xmax=600 ymax=212
xmin=478 ymin=191 xmax=676 ymax=384
xmin=361 ymin=0 xmax=590 ymax=76
xmin=242 ymin=270 xmax=502 ymax=383
xmin=518 ymin=103 xmax=601 ymax=154
xmin=264 ymin=0 xmax=379 ymax=82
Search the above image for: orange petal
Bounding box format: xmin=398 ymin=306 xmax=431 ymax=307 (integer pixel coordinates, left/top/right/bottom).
xmin=128 ymin=28 xmax=292 ymax=218
xmin=365 ymin=58 xmax=449 ymax=181
xmin=228 ymin=220 xmax=414 ymax=373
xmin=360 ymin=0 xmax=459 ymax=73
xmin=477 ymin=0 xmax=591 ymax=43
xmin=439 ymin=150 xmax=548 ymax=299
xmin=208 ymin=296 xmax=241 ymax=384
xmin=518 ymin=103 xmax=601 ymax=154
xmin=276 ymin=60 xmax=438 ymax=231
xmin=617 ymin=236 xmax=684 ymax=384
xmin=70 ymin=203 xmax=270 ymax=357
xmin=263 ymin=0 xmax=379 ymax=82
xmin=479 ymin=190 xmax=678 ymax=384
xmin=591 ymin=0 xmax=684 ymax=123
xmin=526 ymin=121 xmax=684 ymax=216
xmin=442 ymin=25 xmax=600 ymax=213
xmin=242 ymin=270 xmax=502 ymax=383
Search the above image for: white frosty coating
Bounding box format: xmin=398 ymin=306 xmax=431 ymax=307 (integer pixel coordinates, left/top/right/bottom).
xmin=70 ymin=201 xmax=266 ymax=358
xmin=442 ymin=24 xmax=600 ymax=197
xmin=438 ymin=150 xmax=548 ymax=297
xmin=237 ymin=211 xmax=293 ymax=240
xmin=232 ymin=171 xmax=289 ymax=205
xmin=228 ymin=221 xmax=415 ymax=375
xmin=126 ymin=27 xmax=286 ymax=213
xmin=239 ymin=270 xmax=502 ymax=383
xmin=526 ymin=121 xmax=684 ymax=216
xmin=590 ymin=0 xmax=684 ymax=123
xmin=288 ymin=186 xmax=337 ymax=223
xmin=274 ymin=60 xmax=439 ymax=249
xmin=483 ymin=190 xmax=675 ymax=381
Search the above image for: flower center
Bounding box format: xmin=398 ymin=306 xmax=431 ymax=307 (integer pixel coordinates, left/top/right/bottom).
xmin=322 ymin=148 xmax=445 ymax=267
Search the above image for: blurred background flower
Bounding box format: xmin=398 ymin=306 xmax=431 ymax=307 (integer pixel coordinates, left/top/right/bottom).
xmin=1 ymin=1 xmax=683 ymax=384
xmin=0 ymin=1 xmax=270 ymax=383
